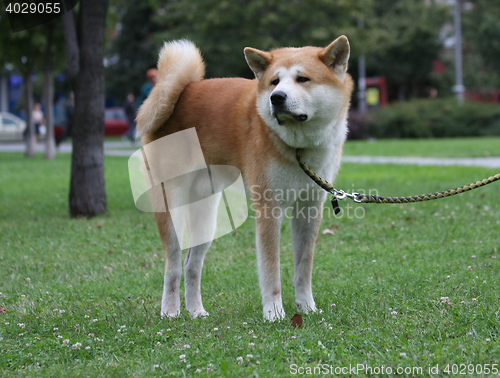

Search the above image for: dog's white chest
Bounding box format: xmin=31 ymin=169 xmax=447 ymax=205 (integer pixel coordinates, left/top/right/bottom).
xmin=265 ymin=157 xmax=331 ymax=207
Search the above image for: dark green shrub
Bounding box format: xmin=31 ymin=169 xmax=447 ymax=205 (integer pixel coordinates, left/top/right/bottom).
xmin=364 ymin=98 xmax=500 ymax=139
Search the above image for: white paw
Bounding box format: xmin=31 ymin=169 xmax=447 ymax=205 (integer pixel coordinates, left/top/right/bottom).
xmin=160 ymin=310 xmax=180 ymax=319
xmin=296 ymin=300 xmax=317 ymax=314
xmin=263 ymin=303 xmax=285 ymax=322
xmin=189 ymin=308 xmax=209 ymax=319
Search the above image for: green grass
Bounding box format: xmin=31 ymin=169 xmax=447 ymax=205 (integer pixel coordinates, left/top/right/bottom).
xmin=344 ymin=136 xmax=500 ymax=158
xmin=0 ymin=148 xmax=499 ymax=377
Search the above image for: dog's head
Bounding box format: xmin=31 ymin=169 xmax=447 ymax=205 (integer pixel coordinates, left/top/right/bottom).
xmin=244 ymin=36 xmax=353 ymax=147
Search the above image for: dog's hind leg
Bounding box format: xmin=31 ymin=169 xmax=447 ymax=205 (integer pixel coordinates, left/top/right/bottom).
xmin=183 ymin=182 xmax=219 ymax=318
xmin=184 ymin=241 xmax=211 ymax=318
xmin=156 ymin=211 xmax=183 ymax=318
xmin=291 ymin=201 xmax=323 ymax=314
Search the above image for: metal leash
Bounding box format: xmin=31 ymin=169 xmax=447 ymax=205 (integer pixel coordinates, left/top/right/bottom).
xmin=296 ymin=149 xmax=500 ymax=214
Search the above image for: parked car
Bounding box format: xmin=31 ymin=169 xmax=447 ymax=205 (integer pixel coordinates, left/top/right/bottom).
xmin=0 ymin=112 xmax=26 ymax=141
xmin=54 ymin=107 xmax=129 ymax=138
xmin=104 ymin=107 xmax=129 ymax=136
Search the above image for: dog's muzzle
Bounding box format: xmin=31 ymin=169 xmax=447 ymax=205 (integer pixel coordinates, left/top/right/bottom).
xmin=270 ymin=91 xmax=308 ymax=123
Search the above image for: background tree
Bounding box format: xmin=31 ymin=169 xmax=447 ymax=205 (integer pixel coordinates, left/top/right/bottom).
xmin=62 ymin=1 xmax=109 ymax=217
xmin=0 ymin=24 xmax=45 ymax=156
xmin=105 ymin=0 xmax=159 ymax=103
xmin=42 ymin=21 xmax=65 ymax=160
xmin=367 ymin=0 xmax=447 ymax=100
xmin=461 ymin=0 xmax=500 ymax=90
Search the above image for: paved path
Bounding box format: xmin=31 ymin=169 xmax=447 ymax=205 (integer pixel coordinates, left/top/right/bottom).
xmin=1 ymin=142 xmax=500 ymax=168
xmin=342 ymin=155 xmax=500 ymax=169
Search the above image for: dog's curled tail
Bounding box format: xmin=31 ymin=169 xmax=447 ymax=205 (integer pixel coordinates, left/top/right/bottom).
xmin=136 ymin=40 xmax=205 ymax=136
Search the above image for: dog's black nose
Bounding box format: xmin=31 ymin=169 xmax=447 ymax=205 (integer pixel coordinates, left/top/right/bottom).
xmin=270 ymin=91 xmax=287 ymax=105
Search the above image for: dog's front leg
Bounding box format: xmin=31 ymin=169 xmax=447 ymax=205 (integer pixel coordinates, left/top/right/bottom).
xmin=254 ymin=201 xmax=285 ymax=321
xmin=291 ymin=201 xmax=323 ymax=314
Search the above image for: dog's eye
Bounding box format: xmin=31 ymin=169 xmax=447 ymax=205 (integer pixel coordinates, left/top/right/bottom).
xmin=297 ymin=76 xmax=310 ymax=83
xmin=271 ymin=78 xmax=279 ymax=86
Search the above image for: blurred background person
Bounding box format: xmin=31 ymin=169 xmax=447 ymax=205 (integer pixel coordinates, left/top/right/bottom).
xmin=55 ymin=92 xmax=74 ymax=147
xmin=123 ymin=92 xmax=136 ymax=143
xmin=32 ymin=102 xmax=45 ymax=143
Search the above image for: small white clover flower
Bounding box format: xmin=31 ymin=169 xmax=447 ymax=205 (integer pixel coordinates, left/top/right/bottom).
xmin=400 ymin=352 xmax=406 ymax=357
xmin=236 ymin=356 xmax=243 ymax=364
xmin=213 ymin=327 xmax=219 ymax=331
xmin=72 ymin=342 xmax=82 ymax=350
xmin=183 ymin=344 xmax=190 ymax=349
xmin=85 ymin=346 xmax=91 ymax=350
xmin=18 ymin=323 xmax=25 ymax=329
xmin=139 ymin=330 xmax=145 ymax=333
xmin=247 ymin=354 xmax=253 ymax=359
xmin=156 ymin=342 xmax=162 ymax=347
xmin=84 ymin=315 xmax=89 ymax=319
xmin=62 ymin=339 xmax=70 ymax=346
xmin=153 ymin=364 xmax=159 ymax=369
xmin=391 ymin=311 xmax=398 ymax=316
xmin=92 ymin=319 xmax=98 ymax=323
xmin=249 ymin=342 xmax=255 ymax=347
xmin=129 ymin=341 xmax=134 ymax=344
xmin=157 ymin=331 xmax=162 ymax=336
xmin=196 ymin=368 xmax=202 ymax=373
xmin=440 ymin=296 xmax=450 ymax=303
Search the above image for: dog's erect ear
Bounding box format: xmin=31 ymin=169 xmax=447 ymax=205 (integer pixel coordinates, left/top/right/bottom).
xmin=319 ymin=35 xmax=350 ymax=83
xmin=244 ymin=47 xmax=272 ymax=80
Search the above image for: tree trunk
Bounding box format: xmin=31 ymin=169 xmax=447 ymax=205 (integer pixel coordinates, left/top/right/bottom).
xmin=44 ymin=24 xmax=56 ymax=160
xmin=23 ymin=71 xmax=36 ymax=157
xmin=62 ymin=2 xmax=108 ymax=217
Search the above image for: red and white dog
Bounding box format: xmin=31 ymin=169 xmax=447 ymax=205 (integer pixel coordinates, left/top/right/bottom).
xmin=137 ymin=36 xmax=353 ymax=321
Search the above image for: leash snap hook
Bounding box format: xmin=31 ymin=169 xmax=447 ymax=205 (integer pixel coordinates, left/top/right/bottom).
xmin=334 ymin=189 xmax=347 ymax=200
xmin=347 ymin=192 xmax=362 ymax=203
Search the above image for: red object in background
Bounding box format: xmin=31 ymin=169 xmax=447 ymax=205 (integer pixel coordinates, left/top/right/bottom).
xmin=54 ymin=107 xmax=129 ymax=138
xmin=54 ymin=124 xmax=63 ymax=138
xmin=365 ymin=77 xmax=388 ymax=107
xmin=465 ymin=89 xmax=500 ymax=103
xmin=104 ymin=107 xmax=129 ymax=136
xmin=432 ymin=60 xmax=446 ymax=74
